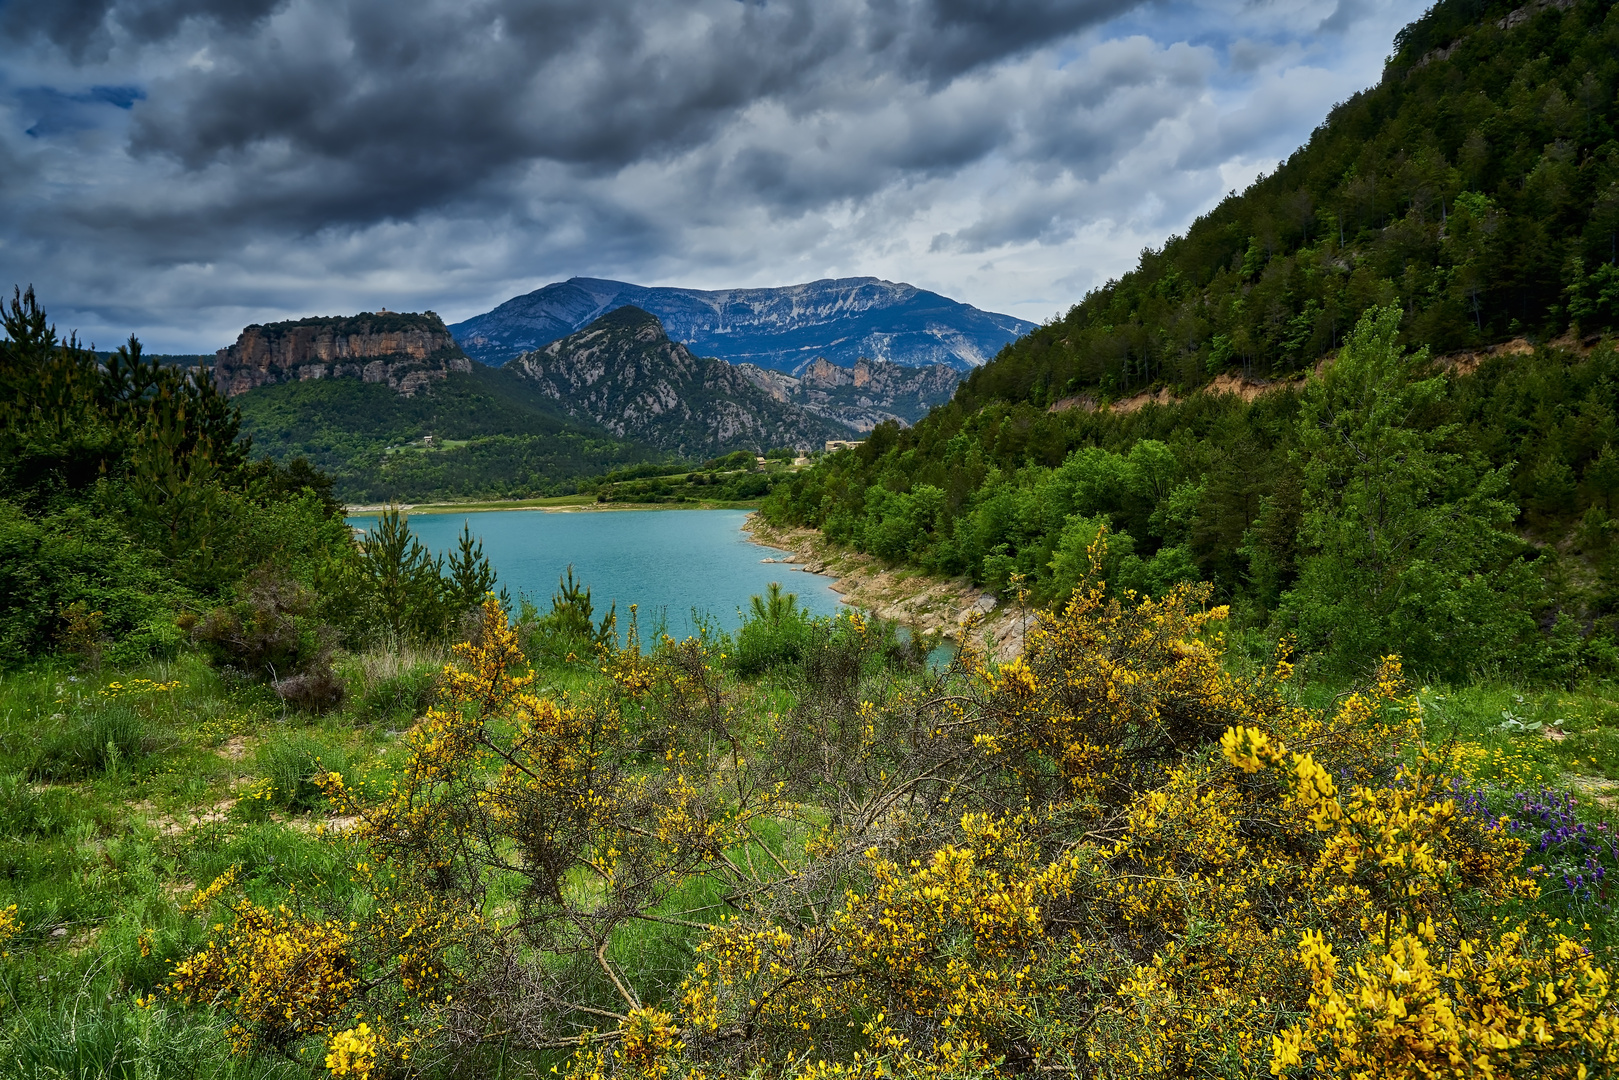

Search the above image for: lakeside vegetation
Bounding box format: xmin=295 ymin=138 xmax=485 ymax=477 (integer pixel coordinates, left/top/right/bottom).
xmin=2 ymin=570 xmax=1617 ymax=1079
xmin=764 ymin=308 xmax=1618 ymax=683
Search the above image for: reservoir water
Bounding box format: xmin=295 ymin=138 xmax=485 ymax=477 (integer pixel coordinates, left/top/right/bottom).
xmin=347 ymin=508 xmax=845 ymax=638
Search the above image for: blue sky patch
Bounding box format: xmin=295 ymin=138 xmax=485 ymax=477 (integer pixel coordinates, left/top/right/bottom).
xmin=21 ymin=84 xmax=145 ymax=137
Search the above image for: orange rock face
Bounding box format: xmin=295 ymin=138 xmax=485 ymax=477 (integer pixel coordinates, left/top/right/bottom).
xmin=213 ymin=312 xmax=471 ymax=397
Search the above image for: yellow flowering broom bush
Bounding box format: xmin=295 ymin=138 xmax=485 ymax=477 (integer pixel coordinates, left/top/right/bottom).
xmin=169 ymin=550 xmax=1616 ymax=1079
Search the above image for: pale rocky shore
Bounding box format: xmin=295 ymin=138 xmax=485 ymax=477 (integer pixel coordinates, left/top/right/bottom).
xmin=743 ymin=514 xmax=1030 ymax=661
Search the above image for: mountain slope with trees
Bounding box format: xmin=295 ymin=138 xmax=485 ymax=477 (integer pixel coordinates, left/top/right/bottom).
xmin=955 ymin=0 xmax=1616 ymax=410
xmin=234 ymin=363 xmax=671 ymax=503
xmin=765 ymin=0 xmax=1619 ymax=682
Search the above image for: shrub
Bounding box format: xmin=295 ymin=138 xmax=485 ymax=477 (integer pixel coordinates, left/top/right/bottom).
xmin=30 ymin=702 xmax=155 ymax=780
xmin=169 ymin=578 xmax=1619 ymax=1079
xmin=195 ymin=569 xmax=332 ymax=680
xmin=256 ymin=735 xmax=351 ymax=813
xmin=354 ymin=665 xmax=438 ymax=727
xmin=195 ymin=568 xmax=344 ymax=711
xmin=732 ymin=583 xmax=815 ymax=675
xmin=522 ymin=566 xmax=617 ymax=664
xmin=269 ymin=671 xmax=346 ymax=715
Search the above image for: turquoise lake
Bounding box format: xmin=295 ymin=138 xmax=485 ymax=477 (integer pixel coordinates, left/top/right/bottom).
xmin=346 ymin=508 xmax=845 ymax=638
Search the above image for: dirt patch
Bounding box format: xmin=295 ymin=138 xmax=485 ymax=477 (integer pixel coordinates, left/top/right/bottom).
xmin=1108 ymin=387 xmax=1177 ymax=415
xmin=1049 ymin=372 xmax=1302 ymax=415
xmin=154 ymin=797 xmax=238 ymax=836
xmin=1567 ymin=772 xmax=1619 ymax=809
xmin=1047 ymin=393 xmax=1098 ymax=414
xmin=1206 ymin=371 xmax=1308 ymax=401
xmin=287 ymin=813 xmax=362 ymax=835
xmin=744 ymin=516 xmax=1032 ymax=661
xmin=216 ymin=735 xmax=250 ymax=761
xmin=1051 ymin=335 xmax=1604 ymax=419
xmin=1434 ymin=336 xmax=1536 ymax=376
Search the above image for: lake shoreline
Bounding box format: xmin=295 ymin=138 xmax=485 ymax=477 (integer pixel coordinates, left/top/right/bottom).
xmin=742 ymin=514 xmax=1029 ymax=660
xmin=346 ymin=498 xmax=762 ymax=516
xmin=348 ymin=506 xmax=846 ymax=636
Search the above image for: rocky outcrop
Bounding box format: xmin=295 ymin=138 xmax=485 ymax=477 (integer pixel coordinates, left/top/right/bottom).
xmin=214 ymin=311 xmax=472 ymax=397
xmin=733 ymin=355 xmax=962 ymax=431
xmin=507 ymin=306 xmax=849 ymax=456
xmin=744 ymin=515 xmax=1032 ymax=662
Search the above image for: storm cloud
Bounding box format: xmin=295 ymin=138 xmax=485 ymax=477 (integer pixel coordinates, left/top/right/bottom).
xmin=0 ymin=0 xmax=1427 ymax=351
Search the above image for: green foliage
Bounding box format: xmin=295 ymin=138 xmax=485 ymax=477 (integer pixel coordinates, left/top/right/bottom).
xmin=0 ymin=290 xmax=353 ymax=668
xmin=310 ymin=508 xmax=506 ymax=652
xmin=356 ymin=508 xmax=453 ymax=642
xmin=234 ymin=364 xmax=671 ymax=502
xmin=733 ymin=583 xmax=815 ymax=675
xmin=767 ymin=334 xmax=1619 ymax=680
xmin=31 ymin=701 xmax=160 ymax=781
xmin=0 ymin=773 xmax=78 ymax=840
xmin=0 ymin=500 xmax=188 ymax=666
xmin=1283 ymin=305 xmax=1532 ymax=677
xmin=256 ymin=734 xmax=353 ymax=813
xmin=194 ymin=571 xmax=334 ymax=681
xmin=522 ymin=566 xmax=618 ymax=663
xmin=446 ymin=522 xmax=499 ymax=613
xmin=351 ymin=664 xmax=439 ymax=728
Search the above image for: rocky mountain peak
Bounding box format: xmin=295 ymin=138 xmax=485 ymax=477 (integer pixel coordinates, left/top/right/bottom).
xmin=509 ymin=309 xmax=846 ymax=456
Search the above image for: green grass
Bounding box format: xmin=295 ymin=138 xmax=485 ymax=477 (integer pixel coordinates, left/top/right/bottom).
xmin=0 ymin=996 xmax=301 ymax=1080
xmin=0 ymin=647 xmax=446 ymax=1077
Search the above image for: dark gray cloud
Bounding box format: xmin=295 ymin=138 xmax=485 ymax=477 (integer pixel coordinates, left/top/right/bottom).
xmin=3 ymin=0 xmax=285 ymax=57
xmin=0 ymin=0 xmax=1429 ymax=349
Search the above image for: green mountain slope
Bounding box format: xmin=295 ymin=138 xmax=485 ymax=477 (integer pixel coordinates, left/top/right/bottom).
xmin=764 ymin=0 xmax=1619 ymax=683
xmin=958 ymin=0 xmax=1616 ymax=410
xmin=236 ymin=364 xmax=670 ymax=503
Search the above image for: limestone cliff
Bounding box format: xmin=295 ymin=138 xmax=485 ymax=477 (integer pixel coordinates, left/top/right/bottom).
xmin=733 ymin=355 xmax=962 ymax=431
xmin=214 ymin=311 xmax=472 ymax=397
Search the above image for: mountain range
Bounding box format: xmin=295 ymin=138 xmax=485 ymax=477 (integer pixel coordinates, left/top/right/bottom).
xmin=447 ymin=276 xmax=1033 ymax=372
xmin=219 ymin=304 xmax=969 ymax=500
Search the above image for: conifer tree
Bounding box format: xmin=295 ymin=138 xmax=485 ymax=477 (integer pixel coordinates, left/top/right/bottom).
xmin=1282 ymin=304 xmax=1530 ymax=676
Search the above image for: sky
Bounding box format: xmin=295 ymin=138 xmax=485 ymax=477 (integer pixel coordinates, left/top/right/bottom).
xmin=0 ymin=0 xmax=1430 ymax=353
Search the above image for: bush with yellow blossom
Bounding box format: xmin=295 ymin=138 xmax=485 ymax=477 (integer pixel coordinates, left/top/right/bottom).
xmin=170 ymin=549 xmax=1616 ymax=1079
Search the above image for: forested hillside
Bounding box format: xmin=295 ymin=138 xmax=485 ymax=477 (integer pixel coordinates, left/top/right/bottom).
xmin=765 ymin=0 xmax=1619 ymax=682
xmin=957 ymin=0 xmax=1616 ymax=408
xmin=235 ymin=365 xmax=670 ymax=503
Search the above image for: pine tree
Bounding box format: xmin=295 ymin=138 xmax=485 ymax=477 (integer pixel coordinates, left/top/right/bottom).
xmin=1282 ymin=304 xmax=1530 ymax=677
